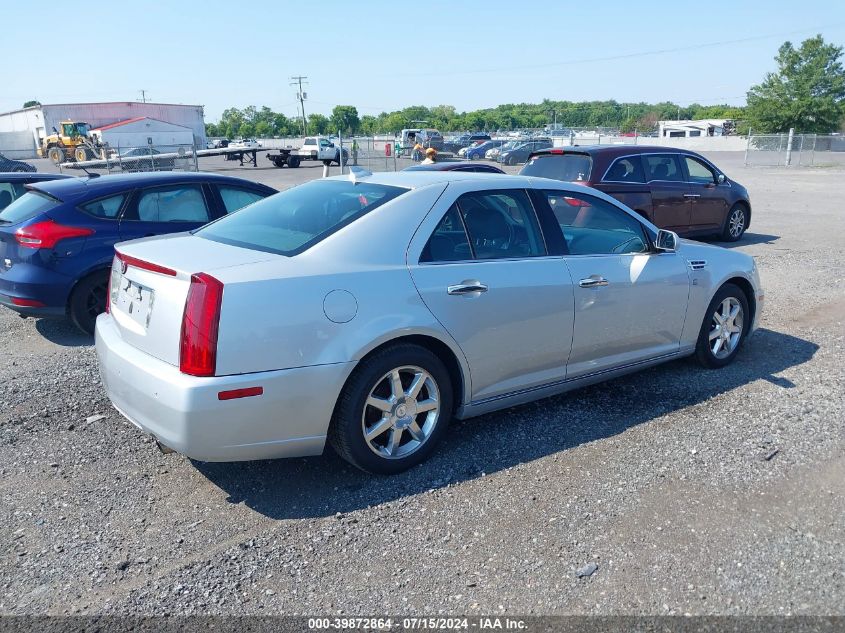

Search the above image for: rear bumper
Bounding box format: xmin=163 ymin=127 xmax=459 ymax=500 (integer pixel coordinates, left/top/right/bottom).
xmin=95 ymin=313 xmax=356 ymax=462
xmin=0 ymin=293 xmax=65 ymax=317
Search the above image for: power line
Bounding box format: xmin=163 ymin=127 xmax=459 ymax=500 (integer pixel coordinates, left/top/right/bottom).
xmin=394 ymin=23 xmax=845 ymax=78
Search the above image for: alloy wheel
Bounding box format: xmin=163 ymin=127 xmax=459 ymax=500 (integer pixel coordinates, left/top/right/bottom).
xmin=729 ymin=208 xmax=746 ymax=238
xmin=361 ymin=365 xmax=440 ymax=459
xmin=709 ymin=297 xmax=744 ymax=359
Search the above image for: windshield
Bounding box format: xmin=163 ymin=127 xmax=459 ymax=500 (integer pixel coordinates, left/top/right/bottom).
xmin=196 ymin=180 xmax=407 ymax=256
xmin=0 ymin=191 xmax=60 ymax=224
xmin=520 ymin=153 xmax=593 ymax=182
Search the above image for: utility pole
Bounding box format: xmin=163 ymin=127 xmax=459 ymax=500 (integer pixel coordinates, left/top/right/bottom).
xmin=290 ymin=76 xmax=308 ymax=135
xmin=139 ymin=90 xmax=148 ymax=103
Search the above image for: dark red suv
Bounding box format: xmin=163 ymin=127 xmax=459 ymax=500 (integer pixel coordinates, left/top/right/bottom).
xmin=520 ymin=145 xmax=751 ymax=241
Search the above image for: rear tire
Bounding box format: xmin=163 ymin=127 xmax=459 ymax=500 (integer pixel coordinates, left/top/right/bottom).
xmin=69 ymin=271 xmax=109 ymax=335
xmin=695 ymin=283 xmax=749 ymax=368
xmin=721 ymin=203 xmax=748 ymax=242
xmin=328 ymin=344 xmax=453 ymax=474
xmin=288 ymin=155 xmax=300 ymax=168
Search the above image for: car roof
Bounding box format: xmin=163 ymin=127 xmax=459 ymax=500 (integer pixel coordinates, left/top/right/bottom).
xmin=0 ymin=172 xmax=73 ymax=183
xmin=28 ymin=171 xmax=277 ymax=202
xmin=403 ymin=162 xmax=504 ymax=172
xmin=530 ymin=144 xmax=698 ymax=158
xmin=331 ymin=170 xmax=528 ymax=189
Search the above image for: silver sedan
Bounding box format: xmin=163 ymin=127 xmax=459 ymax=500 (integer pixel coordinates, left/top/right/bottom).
xmin=95 ymin=170 xmax=764 ymax=474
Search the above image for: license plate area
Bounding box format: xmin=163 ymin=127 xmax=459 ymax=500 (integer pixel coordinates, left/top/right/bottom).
xmin=115 ymin=275 xmax=155 ymax=329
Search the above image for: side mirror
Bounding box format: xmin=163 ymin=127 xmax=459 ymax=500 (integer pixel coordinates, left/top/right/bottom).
xmin=717 ymin=174 xmax=726 ymax=184
xmin=655 ymin=229 xmax=679 ymax=253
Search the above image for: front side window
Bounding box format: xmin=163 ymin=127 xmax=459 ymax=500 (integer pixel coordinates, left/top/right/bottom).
xmin=644 ymin=154 xmax=684 ymax=182
xmin=137 ymin=185 xmax=210 ymax=223
xmin=197 ymin=180 xmax=406 ymax=256
xmin=684 ymin=156 xmax=717 ymax=184
xmin=218 ymin=186 xmax=267 ymax=214
xmin=544 ymin=190 xmax=648 ymax=256
xmin=423 ymin=190 xmax=545 ymax=261
xmin=80 ymin=194 xmax=126 ymax=219
xmin=603 ymin=157 xmax=646 ymax=183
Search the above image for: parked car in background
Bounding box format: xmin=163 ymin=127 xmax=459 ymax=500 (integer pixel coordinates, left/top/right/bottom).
xmin=519 ymin=146 xmax=752 ymax=241
xmin=229 ymin=138 xmax=261 ymax=149
xmin=465 ymin=140 xmax=507 ymax=160
xmin=442 ymin=134 xmax=491 ymax=155
xmin=403 ymin=161 xmax=505 ymax=173
xmin=95 ymin=171 xmax=762 ymax=474
xmin=457 ymin=140 xmax=487 ymax=157
xmin=115 ymin=147 xmax=176 ymax=172
xmin=486 ymin=140 xmax=524 ymax=161
xmin=0 ymin=172 xmax=276 ymax=333
xmin=400 ymin=129 xmax=444 ymax=151
xmin=0 ymin=152 xmax=37 ymax=173
xmin=498 ymin=139 xmax=552 ymax=165
xmin=0 ymin=173 xmax=73 ymax=211
xmin=214 ymin=139 xmax=230 ymax=149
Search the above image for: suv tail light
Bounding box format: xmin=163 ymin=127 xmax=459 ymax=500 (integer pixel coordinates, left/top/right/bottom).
xmin=180 ymin=273 xmax=224 ymax=377
xmin=15 ymin=220 xmax=94 ymax=249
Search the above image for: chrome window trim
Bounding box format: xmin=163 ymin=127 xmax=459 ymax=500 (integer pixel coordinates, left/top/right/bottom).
xmin=600 ymin=151 xmax=729 ymax=186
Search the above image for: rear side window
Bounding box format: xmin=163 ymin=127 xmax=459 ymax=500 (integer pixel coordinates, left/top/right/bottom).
xmin=420 ymin=204 xmax=471 ymax=262
xmin=137 ymin=185 xmax=210 ymax=223
xmin=0 ymin=191 xmax=60 ymax=224
xmin=520 ymin=154 xmax=592 ymax=182
xmin=218 ymin=186 xmax=267 ymax=214
xmin=79 ymin=194 xmax=126 ymax=219
xmin=644 ymin=154 xmax=684 ymax=182
xmin=422 ymin=190 xmax=545 ymax=261
xmin=603 ymin=157 xmax=646 ymax=183
xmin=196 ymin=180 xmax=406 ymax=256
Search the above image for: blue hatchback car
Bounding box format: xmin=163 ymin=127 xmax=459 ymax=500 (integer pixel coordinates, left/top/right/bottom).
xmin=0 ymin=172 xmax=276 ymax=333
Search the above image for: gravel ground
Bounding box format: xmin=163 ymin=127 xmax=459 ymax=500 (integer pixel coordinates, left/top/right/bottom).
xmin=0 ymin=156 xmax=843 ymax=616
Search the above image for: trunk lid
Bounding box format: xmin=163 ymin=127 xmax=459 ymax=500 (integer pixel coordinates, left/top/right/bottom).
xmin=109 ymin=234 xmax=277 ymax=366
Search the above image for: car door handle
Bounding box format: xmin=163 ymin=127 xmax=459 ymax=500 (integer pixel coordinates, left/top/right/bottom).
xmin=447 ymin=281 xmax=488 ymax=295
xmin=579 ymin=276 xmax=609 ymax=288
xmin=683 ymin=193 xmax=701 ymax=199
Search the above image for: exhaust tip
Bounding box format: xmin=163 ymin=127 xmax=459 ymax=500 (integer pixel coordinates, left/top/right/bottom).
xmin=155 ymin=439 xmax=175 ymax=455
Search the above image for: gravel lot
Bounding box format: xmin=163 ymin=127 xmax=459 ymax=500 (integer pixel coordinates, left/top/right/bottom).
xmin=1 ymin=154 xmax=843 ymax=616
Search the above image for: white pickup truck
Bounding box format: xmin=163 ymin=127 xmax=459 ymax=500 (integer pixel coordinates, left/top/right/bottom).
xmin=299 ymin=136 xmax=349 ymax=165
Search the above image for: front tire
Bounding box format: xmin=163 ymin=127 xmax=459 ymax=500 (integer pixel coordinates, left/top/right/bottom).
xmin=329 ymin=344 xmax=453 ymax=474
xmin=695 ymin=283 xmax=749 ymax=368
xmin=721 ymin=203 xmax=748 ymax=242
xmin=69 ymin=271 xmax=109 ymax=335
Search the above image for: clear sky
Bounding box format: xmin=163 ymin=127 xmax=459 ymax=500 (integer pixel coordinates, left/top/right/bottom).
xmin=2 ymin=0 xmax=844 ymax=122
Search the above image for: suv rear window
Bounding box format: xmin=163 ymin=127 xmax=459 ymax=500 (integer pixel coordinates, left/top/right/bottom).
xmin=196 ymin=180 xmax=407 ymax=256
xmin=0 ymin=191 xmax=60 ymax=225
xmin=520 ymin=153 xmax=592 ymax=182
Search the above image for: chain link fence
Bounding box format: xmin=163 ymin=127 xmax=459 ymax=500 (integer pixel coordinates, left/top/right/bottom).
xmin=744 ymin=133 xmax=845 ymax=167
xmin=55 ymin=143 xmax=201 ymax=174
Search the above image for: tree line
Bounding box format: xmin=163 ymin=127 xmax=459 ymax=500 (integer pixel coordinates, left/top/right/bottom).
xmin=205 ymin=36 xmax=844 ymax=138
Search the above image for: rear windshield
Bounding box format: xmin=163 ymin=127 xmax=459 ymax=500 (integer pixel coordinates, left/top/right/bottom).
xmin=196 ymin=179 xmax=407 ymax=256
xmin=0 ymin=191 xmax=60 ymax=225
xmin=520 ymin=154 xmax=593 ymax=182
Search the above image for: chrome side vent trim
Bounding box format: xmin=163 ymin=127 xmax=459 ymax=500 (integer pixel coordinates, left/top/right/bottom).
xmin=688 ymin=260 xmax=707 ymax=271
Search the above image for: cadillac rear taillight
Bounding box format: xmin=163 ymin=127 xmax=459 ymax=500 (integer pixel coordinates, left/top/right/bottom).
xmin=179 ymin=273 xmax=224 ymax=377
xmin=15 ymin=220 xmax=94 ymax=249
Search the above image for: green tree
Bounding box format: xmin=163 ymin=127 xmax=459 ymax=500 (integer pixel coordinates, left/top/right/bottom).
xmin=309 ymin=114 xmax=330 ymax=134
xmin=746 ymin=35 xmax=845 ymax=133
xmin=23 ymin=100 xmax=41 ymax=108
xmin=330 ymin=105 xmax=360 ymax=134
